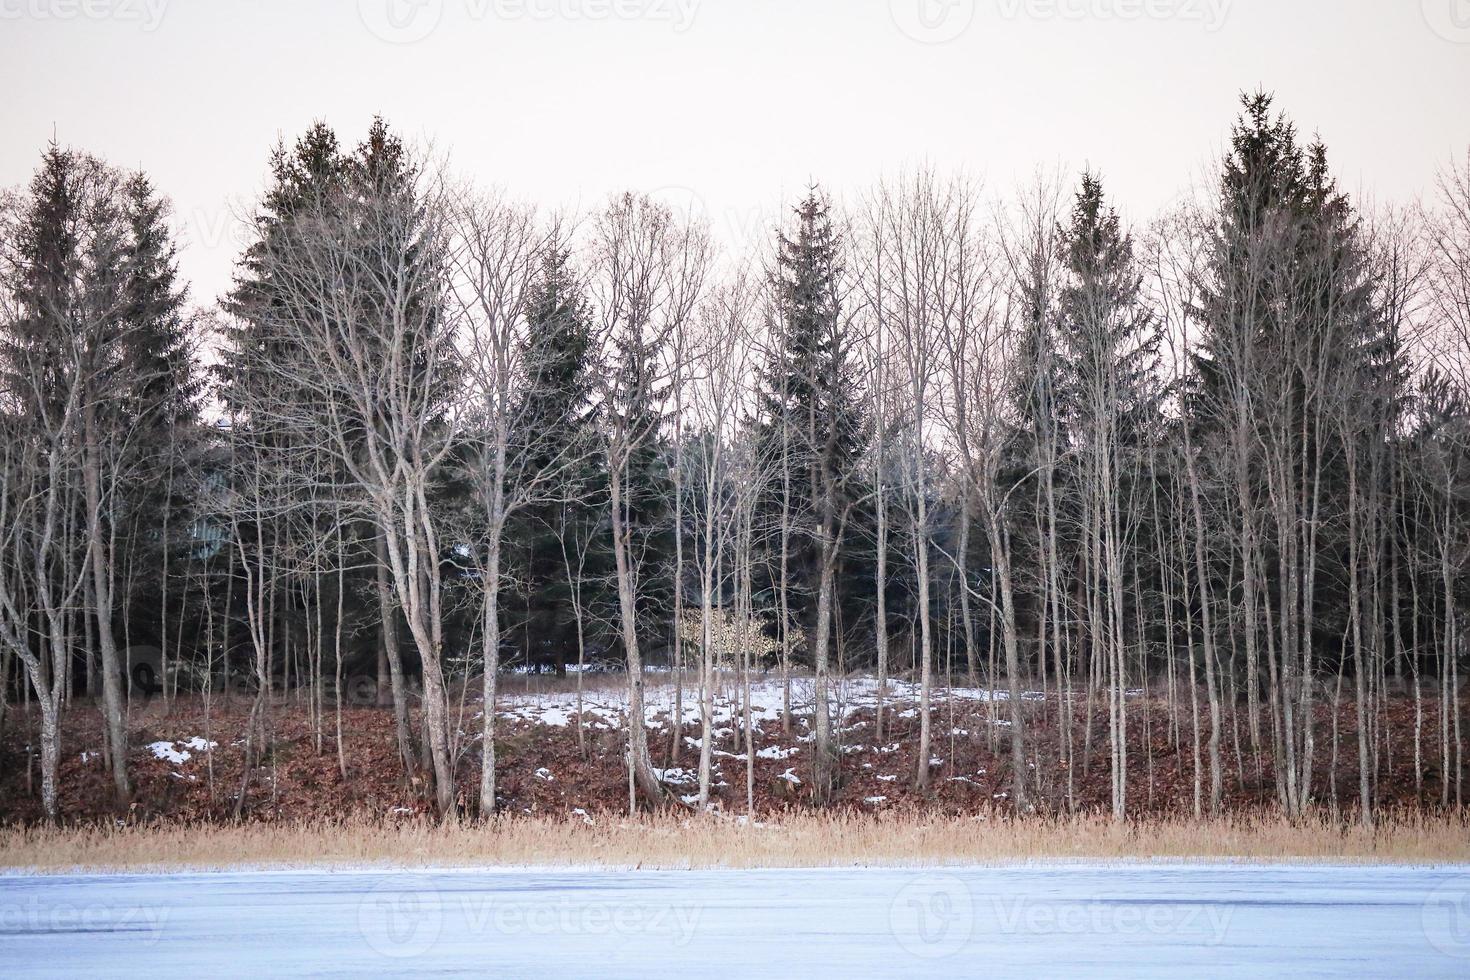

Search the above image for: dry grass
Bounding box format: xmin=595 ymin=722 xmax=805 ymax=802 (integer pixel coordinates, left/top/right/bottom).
xmin=3 ymin=810 xmax=1467 ymax=873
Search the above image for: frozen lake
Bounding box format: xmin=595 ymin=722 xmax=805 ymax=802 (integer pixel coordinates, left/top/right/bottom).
xmin=3 ymin=864 xmax=1468 ymax=976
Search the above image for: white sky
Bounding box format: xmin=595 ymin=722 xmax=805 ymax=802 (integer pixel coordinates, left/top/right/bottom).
xmin=2 ymin=0 xmax=1467 ymax=304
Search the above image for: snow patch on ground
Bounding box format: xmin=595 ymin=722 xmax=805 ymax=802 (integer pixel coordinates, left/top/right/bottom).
xmin=652 ymin=767 xmax=697 ymax=786
xmin=755 ymin=745 xmax=798 ymax=760
xmin=493 ymin=676 xmax=1044 ymax=735
xmin=146 ymin=738 xmax=216 ymax=765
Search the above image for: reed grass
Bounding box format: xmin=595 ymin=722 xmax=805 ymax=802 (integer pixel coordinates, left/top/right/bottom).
xmin=3 ymin=809 xmax=1466 ymax=873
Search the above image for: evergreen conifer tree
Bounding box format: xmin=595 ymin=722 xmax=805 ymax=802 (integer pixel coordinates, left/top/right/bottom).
xmin=750 ymin=189 xmax=870 ymax=663
xmin=506 ymin=249 xmax=610 ymax=672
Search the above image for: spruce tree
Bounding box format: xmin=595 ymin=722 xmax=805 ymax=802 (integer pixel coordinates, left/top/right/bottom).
xmin=605 ymin=324 xmax=677 ymax=656
xmin=116 ymin=171 xmax=203 ymax=674
xmin=1055 ymin=173 xmax=1159 ymax=445
xmin=221 ymin=121 xmax=349 ymax=412
xmin=1190 ymin=92 xmax=1398 ymax=814
xmin=505 ymin=248 xmax=609 ymax=672
xmin=0 ymin=144 xmax=201 ymax=808
xmin=751 ymin=189 xmax=870 ymax=665
xmin=1054 ymin=172 xmax=1161 ymax=818
xmin=219 ymin=119 xmax=447 ymax=781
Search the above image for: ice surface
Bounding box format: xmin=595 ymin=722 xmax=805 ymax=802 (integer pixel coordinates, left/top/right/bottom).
xmin=2 ymin=865 xmax=1467 ymax=977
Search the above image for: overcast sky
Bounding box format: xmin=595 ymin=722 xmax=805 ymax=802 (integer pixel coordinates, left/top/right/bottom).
xmin=2 ymin=0 xmax=1467 ymax=303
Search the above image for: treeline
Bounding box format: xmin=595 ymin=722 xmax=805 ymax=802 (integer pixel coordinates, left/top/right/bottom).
xmin=1 ymin=94 xmax=1467 ymax=824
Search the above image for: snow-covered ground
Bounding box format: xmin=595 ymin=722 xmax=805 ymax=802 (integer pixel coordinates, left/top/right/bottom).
xmin=496 ymin=675 xmax=1030 ymax=734
xmin=3 ymin=865 xmax=1467 ymax=976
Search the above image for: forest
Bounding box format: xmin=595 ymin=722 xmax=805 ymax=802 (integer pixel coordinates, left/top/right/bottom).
xmin=1 ymin=91 xmax=1467 ymax=828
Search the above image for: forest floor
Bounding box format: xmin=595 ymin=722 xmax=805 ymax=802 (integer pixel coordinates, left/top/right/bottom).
xmin=1 ymin=672 xmax=1465 ymax=830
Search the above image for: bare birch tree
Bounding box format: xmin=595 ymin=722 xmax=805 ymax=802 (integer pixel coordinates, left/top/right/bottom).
xmin=588 ymin=192 xmax=710 ymax=810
